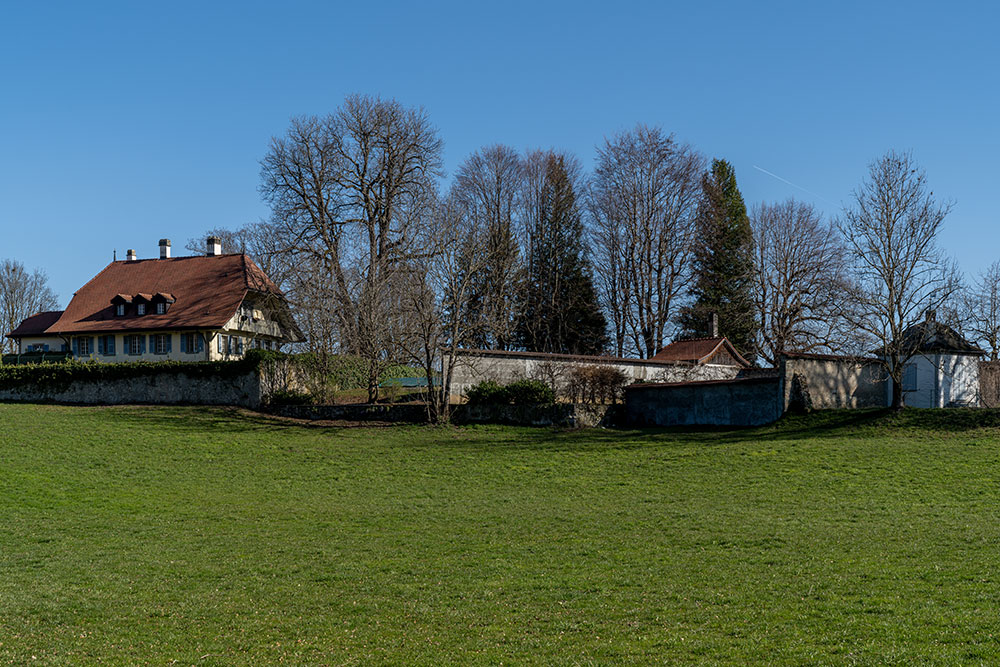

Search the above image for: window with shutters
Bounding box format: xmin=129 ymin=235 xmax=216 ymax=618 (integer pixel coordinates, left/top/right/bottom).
xmin=127 ymin=334 xmax=143 ymax=356
xmin=153 ymin=334 xmax=169 ymax=355
xmin=902 ymin=363 xmax=918 ymax=391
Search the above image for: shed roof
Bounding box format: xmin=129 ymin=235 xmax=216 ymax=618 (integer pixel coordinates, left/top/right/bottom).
xmin=650 ymin=337 xmax=751 ymax=368
xmin=889 ymin=319 xmax=985 ymax=357
xmin=6 ymin=311 xmax=63 ymax=339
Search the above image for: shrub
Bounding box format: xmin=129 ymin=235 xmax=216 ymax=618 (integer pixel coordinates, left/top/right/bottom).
xmin=465 ymin=380 xmax=507 ymax=406
xmin=568 ymin=364 xmax=629 ymax=404
xmin=503 ymin=379 xmax=555 ymax=405
xmin=465 ymin=379 xmax=555 ymax=406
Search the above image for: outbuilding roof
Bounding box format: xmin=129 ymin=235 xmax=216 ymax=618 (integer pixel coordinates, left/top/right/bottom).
xmin=894 ymin=319 xmax=985 ymax=356
xmin=42 ymin=253 xmax=302 ymax=338
xmin=650 ymin=337 xmax=751 ymax=368
xmin=6 ymin=311 xmax=64 ymax=339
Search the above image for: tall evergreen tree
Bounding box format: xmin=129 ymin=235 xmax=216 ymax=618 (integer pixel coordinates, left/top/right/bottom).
xmin=679 ymin=159 xmax=758 ymax=358
xmin=517 ymin=153 xmax=608 ymax=354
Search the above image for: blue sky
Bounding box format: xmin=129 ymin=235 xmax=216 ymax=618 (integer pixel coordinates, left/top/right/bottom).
xmin=1 ymin=1 xmax=997 ymax=306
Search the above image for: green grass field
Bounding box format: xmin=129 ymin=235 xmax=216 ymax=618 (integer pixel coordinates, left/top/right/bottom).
xmin=3 ymin=405 xmax=1000 ymax=664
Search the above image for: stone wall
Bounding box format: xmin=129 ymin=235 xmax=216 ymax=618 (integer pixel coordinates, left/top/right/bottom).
xmin=270 ymin=403 xmax=429 ymax=422
xmin=453 ymin=403 xmax=622 ymax=428
xmin=780 ymin=353 xmax=888 ymax=411
xmin=979 ymin=361 xmax=1000 ymax=408
xmin=0 ymin=370 xmax=263 ymax=408
xmin=445 ymin=349 xmax=740 ymax=401
xmin=625 ymin=377 xmax=783 ymax=427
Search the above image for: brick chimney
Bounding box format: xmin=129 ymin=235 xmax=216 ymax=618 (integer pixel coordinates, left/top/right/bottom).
xmin=207 ymin=236 xmax=222 ymax=256
xmin=126 ymin=249 xmax=137 ymax=261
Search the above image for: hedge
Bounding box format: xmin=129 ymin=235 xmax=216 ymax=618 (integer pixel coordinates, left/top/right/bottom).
xmin=0 ymin=349 xmax=282 ymax=393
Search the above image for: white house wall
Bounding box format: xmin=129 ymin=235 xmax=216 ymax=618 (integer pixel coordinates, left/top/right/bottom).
xmin=890 ymin=353 xmax=981 ymax=408
xmin=14 ymin=336 xmax=66 ymax=354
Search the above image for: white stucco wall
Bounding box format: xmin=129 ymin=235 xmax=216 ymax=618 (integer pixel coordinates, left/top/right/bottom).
xmin=890 ymin=353 xmax=981 ymax=408
xmin=13 ymin=336 xmax=67 ymax=354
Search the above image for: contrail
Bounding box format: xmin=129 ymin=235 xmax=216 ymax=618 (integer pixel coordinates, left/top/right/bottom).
xmin=752 ymin=165 xmax=833 ymax=205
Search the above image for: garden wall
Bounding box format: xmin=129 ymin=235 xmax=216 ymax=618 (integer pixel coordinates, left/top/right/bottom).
xmin=445 ymin=349 xmax=740 ymax=401
xmin=0 ymin=369 xmax=263 ymax=408
xmin=780 ymin=353 xmax=888 ymax=411
xmin=0 ymin=356 xmax=283 ymax=409
xmin=625 ymin=377 xmax=783 ymax=427
xmin=979 ymin=361 xmax=1000 ymax=408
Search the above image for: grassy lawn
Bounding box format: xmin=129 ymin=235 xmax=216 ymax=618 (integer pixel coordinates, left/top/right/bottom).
xmin=2 ymin=405 xmax=1000 ymax=664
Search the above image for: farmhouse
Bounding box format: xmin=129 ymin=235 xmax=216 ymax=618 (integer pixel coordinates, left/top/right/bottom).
xmin=6 ymin=237 xmax=304 ymax=362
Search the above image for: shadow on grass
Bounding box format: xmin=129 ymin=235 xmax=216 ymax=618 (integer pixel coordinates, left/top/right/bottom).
xmin=34 ymin=403 xmax=1000 ymax=455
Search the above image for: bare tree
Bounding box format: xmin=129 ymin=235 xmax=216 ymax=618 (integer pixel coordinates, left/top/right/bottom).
xmin=962 ymin=260 xmax=1000 ymax=360
xmin=0 ymin=260 xmax=59 ymax=354
xmin=397 ymin=193 xmax=502 ymax=422
xmin=838 ymin=150 xmax=959 ymax=408
xmin=752 ymin=200 xmax=850 ymax=365
xmin=451 ymin=145 xmax=524 ymax=349
xmin=260 ymin=95 xmax=443 ymax=402
xmin=590 ymin=125 xmax=704 ymax=357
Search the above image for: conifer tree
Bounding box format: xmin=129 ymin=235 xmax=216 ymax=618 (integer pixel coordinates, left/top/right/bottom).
xmin=679 ymin=159 xmax=758 ymax=358
xmin=517 ymin=153 xmax=608 ymax=354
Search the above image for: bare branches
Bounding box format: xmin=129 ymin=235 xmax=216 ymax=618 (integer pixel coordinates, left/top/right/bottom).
xmin=450 ymin=145 xmax=524 ymax=349
xmin=752 ymin=200 xmax=850 ymax=365
xmin=0 ymin=260 xmax=58 ymax=354
xmin=837 ymin=150 xmax=957 ymax=407
xmin=259 ymin=95 xmax=443 ymax=402
xmin=961 ymin=260 xmax=1000 ymax=360
xmin=590 ymin=125 xmax=704 ymax=358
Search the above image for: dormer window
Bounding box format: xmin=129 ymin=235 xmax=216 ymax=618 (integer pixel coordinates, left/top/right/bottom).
xmin=111 ymin=294 xmax=132 ymax=316
xmin=137 ymin=303 xmax=146 ymax=316
xmin=150 ymin=293 xmax=175 ymax=315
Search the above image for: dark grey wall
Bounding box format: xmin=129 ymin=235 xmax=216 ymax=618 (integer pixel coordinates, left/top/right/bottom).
xmin=625 ymin=378 xmax=783 ymax=427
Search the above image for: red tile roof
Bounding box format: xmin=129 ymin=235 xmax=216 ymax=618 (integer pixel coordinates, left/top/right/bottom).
xmin=45 ymin=254 xmax=288 ymax=335
xmin=6 ymin=311 xmax=64 ymax=338
xmin=650 ymin=337 xmax=751 ymax=368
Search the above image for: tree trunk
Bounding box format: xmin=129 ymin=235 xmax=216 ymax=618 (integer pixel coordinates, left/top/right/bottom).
xmin=891 ymin=378 xmax=904 ymax=410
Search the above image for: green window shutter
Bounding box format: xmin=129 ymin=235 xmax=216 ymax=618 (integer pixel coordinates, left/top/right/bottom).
xmin=140 ymin=336 xmax=146 ymax=355
xmin=72 ymin=338 xmax=78 ymax=356
xmin=123 ymin=336 xmax=130 ymax=355
xmin=197 ymin=335 xmax=204 ymax=353
xmin=98 ymin=336 xmax=105 ymax=355
xmin=108 ymin=336 xmax=116 ymax=355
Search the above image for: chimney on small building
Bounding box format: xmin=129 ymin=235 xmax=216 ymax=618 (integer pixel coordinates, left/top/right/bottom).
xmin=207 ymin=236 xmax=222 ymax=256
xmin=126 ymin=249 xmax=137 ymax=261
xmin=710 ymin=312 xmax=720 ymax=338
xmin=159 ymin=238 xmax=171 ymax=259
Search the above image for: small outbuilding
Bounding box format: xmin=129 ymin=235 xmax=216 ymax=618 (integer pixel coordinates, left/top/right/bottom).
xmin=886 ymin=312 xmax=985 ymax=408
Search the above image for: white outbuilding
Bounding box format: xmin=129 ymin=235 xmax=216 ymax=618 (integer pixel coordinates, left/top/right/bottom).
xmin=887 ymin=312 xmax=985 ymax=408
